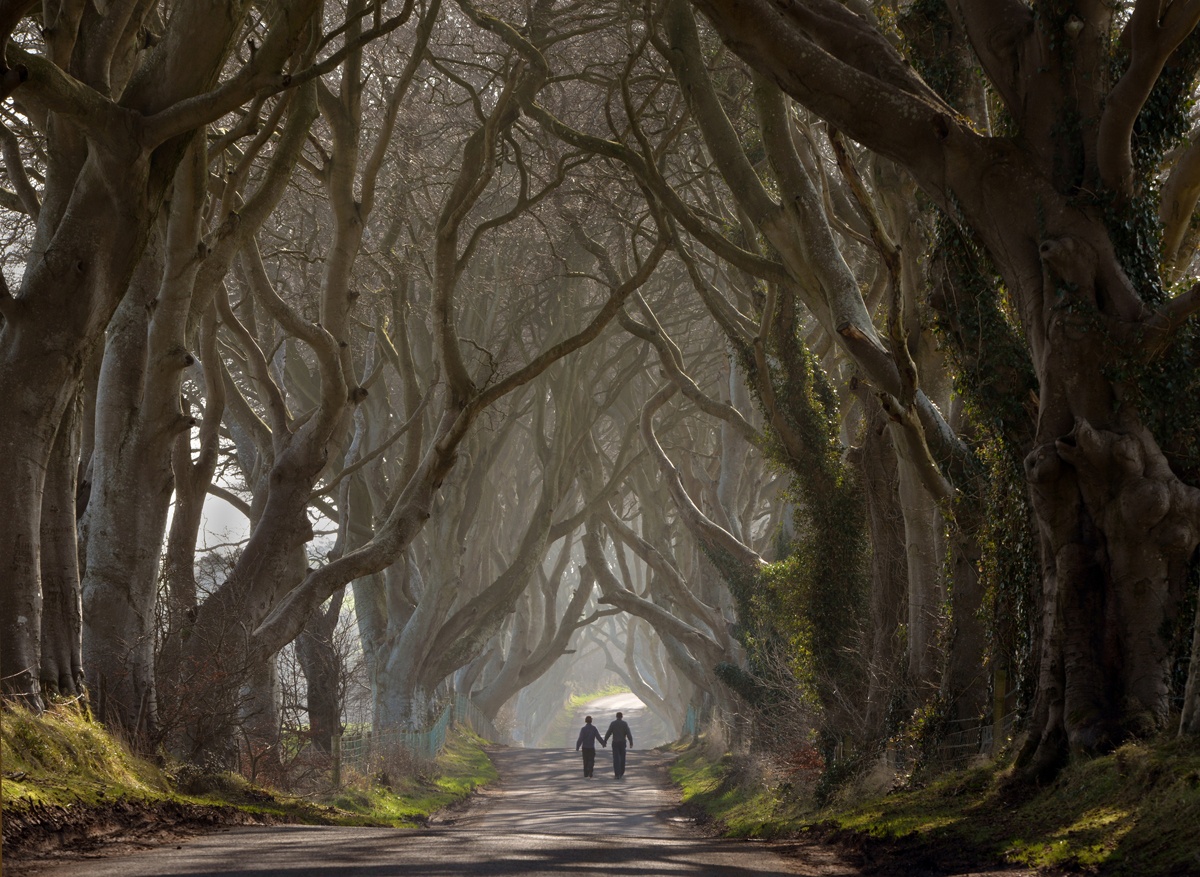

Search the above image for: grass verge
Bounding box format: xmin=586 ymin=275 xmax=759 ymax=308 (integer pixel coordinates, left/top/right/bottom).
xmin=669 ymin=735 xmax=1200 ymax=876
xmin=670 ymin=745 xmax=808 ymax=839
xmin=324 ymin=727 xmax=497 ymax=826
xmin=2 ymin=703 xmax=497 ymax=859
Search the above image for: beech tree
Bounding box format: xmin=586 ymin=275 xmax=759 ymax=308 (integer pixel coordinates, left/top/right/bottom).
xmin=0 ymin=0 xmax=369 ymax=711
xmin=686 ymin=0 xmax=1200 ymax=774
xmin=246 ymin=0 xmax=671 ymax=740
xmin=81 ymin=81 xmax=318 ymax=741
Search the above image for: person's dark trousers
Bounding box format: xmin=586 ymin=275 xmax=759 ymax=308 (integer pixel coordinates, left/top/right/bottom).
xmin=612 ymin=745 xmax=626 ymax=778
xmin=582 ymin=748 xmax=596 ymax=777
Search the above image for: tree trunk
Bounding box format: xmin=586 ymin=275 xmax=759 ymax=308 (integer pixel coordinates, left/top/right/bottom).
xmin=0 ymin=350 xmax=78 ymax=709
xmin=472 ymin=593 xmax=533 ymax=720
xmin=163 ymin=441 xmax=204 ymax=625
xmin=943 ymin=534 xmax=988 ymax=723
xmin=241 ymin=654 xmax=282 ymax=778
xmin=39 ymin=390 xmax=84 ymax=700
xmin=1181 ymin=589 xmax=1200 ymax=735
xmin=852 ymin=401 xmax=908 ymax=735
xmin=179 ymin=515 xmax=315 ymax=758
xmin=0 ymin=98 xmax=159 ymax=711
xmin=295 ymin=591 xmax=345 ymax=753
xmin=80 ymin=246 xmax=178 ymax=740
xmin=894 ymin=445 xmax=944 ymax=690
xmin=1022 ymin=414 xmax=1200 ymax=772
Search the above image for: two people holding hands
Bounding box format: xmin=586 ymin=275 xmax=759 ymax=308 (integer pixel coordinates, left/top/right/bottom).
xmin=575 ymin=711 xmax=634 ymax=778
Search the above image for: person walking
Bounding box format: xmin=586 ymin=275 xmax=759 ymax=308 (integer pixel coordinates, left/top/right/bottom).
xmin=575 ymin=716 xmax=605 ymax=777
xmin=603 ymin=711 xmax=633 ymax=778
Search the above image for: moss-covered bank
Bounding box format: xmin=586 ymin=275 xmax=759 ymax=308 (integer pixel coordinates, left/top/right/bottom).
xmin=670 ymin=737 xmax=1200 ymax=875
xmin=2 ymin=703 xmax=497 ymax=859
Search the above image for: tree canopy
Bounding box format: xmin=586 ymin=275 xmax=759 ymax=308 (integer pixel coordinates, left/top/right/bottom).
xmin=2 ymin=0 xmax=1200 ymax=789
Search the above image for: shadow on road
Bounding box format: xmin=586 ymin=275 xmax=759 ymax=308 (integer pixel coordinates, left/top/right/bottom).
xmin=465 ymin=747 xmax=680 ymax=838
xmin=117 ymin=823 xmax=805 ymax=875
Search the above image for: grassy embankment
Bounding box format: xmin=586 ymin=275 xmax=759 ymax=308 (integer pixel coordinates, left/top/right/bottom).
xmin=670 ymin=736 xmax=1200 ymax=876
xmin=1 ymin=702 xmax=497 ymax=843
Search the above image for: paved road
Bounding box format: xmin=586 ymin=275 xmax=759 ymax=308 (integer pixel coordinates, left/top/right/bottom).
xmin=19 ymin=746 xmax=825 ymax=877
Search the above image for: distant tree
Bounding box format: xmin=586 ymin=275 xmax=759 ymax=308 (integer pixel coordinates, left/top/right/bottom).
xmin=247 ymin=1 xmax=670 ymax=739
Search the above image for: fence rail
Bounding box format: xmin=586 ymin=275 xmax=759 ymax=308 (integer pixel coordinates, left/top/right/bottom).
xmin=905 ymin=710 xmax=1020 ymax=772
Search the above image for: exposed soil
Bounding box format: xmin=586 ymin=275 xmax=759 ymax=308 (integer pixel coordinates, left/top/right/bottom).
xmin=784 ymin=828 xmax=1045 ymax=877
xmin=2 ymin=797 xmax=274 ymax=871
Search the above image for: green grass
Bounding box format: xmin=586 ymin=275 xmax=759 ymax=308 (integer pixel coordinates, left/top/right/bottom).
xmin=2 ymin=704 xmax=497 ymax=832
xmin=325 ymin=728 xmax=498 ymax=826
xmin=564 ymin=684 xmax=631 ymax=709
xmin=670 ymin=747 xmax=805 ymax=838
xmin=668 ymin=736 xmax=1200 ymax=875
xmin=2 ymin=701 xmax=171 ymax=808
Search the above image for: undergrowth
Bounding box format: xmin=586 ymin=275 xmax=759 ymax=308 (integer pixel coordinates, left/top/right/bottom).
xmin=669 ymin=735 xmax=1200 ymax=876
xmin=325 ymin=727 xmax=497 ymax=826
xmin=2 ymin=701 xmax=171 ymax=808
xmin=1 ymin=703 xmax=497 ymax=832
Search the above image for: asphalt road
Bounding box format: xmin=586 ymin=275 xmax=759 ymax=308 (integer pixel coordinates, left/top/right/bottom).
xmin=19 ymin=746 xmax=823 ymax=877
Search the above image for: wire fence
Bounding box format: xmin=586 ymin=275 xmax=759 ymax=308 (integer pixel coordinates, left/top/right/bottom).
xmin=682 ymin=704 xmax=698 ymax=737
xmin=454 ymin=694 xmax=501 ymax=742
xmin=680 ymin=695 xmax=1020 ymax=782
xmin=928 ymin=710 xmax=1019 ymax=769
xmin=331 ymin=696 xmax=500 ymax=783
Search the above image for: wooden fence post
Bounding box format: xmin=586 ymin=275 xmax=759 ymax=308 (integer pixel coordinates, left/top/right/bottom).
xmin=331 ymin=734 xmax=342 ymax=787
xmin=993 ymin=665 xmax=1008 ymax=754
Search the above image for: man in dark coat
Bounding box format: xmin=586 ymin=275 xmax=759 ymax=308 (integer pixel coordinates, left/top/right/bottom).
xmin=575 ymin=715 xmax=605 ymax=777
xmin=602 ymin=711 xmax=633 ymax=778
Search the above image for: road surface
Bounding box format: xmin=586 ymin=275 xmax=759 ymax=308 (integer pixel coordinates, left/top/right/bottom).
xmin=16 ymin=745 xmax=839 ymax=876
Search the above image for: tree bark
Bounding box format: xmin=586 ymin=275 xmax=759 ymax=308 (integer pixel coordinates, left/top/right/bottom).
xmin=295 ymin=590 xmax=345 ymax=753
xmin=80 ymin=233 xmax=178 ymax=740
xmin=39 ymin=388 xmax=83 ymax=700
xmin=1182 ymin=590 xmax=1200 ymax=735
xmin=850 ymin=400 xmax=908 ymax=735
xmin=0 ymin=150 xmax=151 ymax=708
xmin=894 ymin=447 xmax=943 ymax=690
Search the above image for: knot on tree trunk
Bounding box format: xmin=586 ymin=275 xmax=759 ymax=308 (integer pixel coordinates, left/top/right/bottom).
xmin=1024 ymin=418 xmax=1200 ymax=757
xmin=1055 ymin=419 xmax=1200 ymax=558
xmin=1039 ymin=236 xmax=1097 ymax=296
